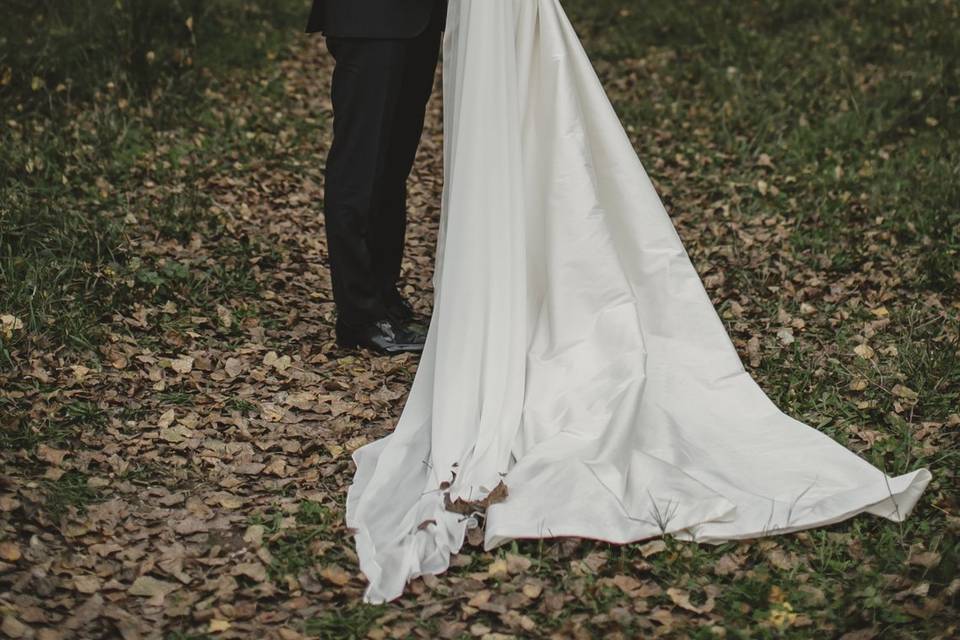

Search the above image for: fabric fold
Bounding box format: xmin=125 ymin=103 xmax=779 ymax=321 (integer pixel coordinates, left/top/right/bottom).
xmin=344 ymin=0 xmax=932 ymax=603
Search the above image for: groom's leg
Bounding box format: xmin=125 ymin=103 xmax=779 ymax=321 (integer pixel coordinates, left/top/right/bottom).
xmin=324 ymin=36 xmax=408 ymax=328
xmin=369 ymin=3 xmax=443 ymax=304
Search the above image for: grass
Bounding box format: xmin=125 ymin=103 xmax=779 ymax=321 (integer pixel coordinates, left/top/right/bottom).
xmin=252 ymin=500 xmax=337 ymax=581
xmin=43 ymin=470 xmax=103 ymax=519
xmin=0 ymin=0 xmax=956 ymax=637
xmin=0 ymin=0 xmax=302 ymax=364
xmin=0 ymin=398 xmax=107 ymax=452
xmin=304 ymin=606 xmax=387 ymax=639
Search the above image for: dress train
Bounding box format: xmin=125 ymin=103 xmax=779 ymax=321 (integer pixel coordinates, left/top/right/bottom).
xmin=344 ymin=0 xmax=932 ymax=604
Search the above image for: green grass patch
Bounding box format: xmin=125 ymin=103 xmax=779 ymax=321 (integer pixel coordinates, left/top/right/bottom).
xmin=303 ymin=605 xmax=387 ymax=639
xmin=0 ymin=1 xmax=301 ymax=365
xmin=253 ymin=501 xmax=337 ymax=581
xmin=43 ymin=470 xmax=103 ymax=518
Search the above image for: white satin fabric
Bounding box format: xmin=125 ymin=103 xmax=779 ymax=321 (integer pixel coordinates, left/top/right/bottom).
xmin=345 ymin=0 xmax=932 ymax=603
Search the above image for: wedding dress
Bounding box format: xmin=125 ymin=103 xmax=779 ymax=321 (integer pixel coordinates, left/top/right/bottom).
xmin=344 ymin=0 xmax=932 ymax=603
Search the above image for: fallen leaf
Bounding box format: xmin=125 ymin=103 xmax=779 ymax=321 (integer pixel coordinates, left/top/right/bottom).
xmin=667 ymin=585 xmax=718 ymax=614
xmin=854 ymin=343 xmax=875 ymax=360
xmin=209 ymin=619 xmax=231 ymax=633
xmin=158 ymin=409 xmax=176 ymax=429
xmin=0 ymin=314 xmax=24 ymax=339
xmin=907 ymin=550 xmax=941 ymax=569
xmin=0 ymin=542 xmax=21 ymax=562
xmin=776 ymin=327 xmax=795 ymax=345
xmin=170 ymin=355 xmax=194 ymax=374
xmin=521 ymin=582 xmax=543 ymax=599
xmin=1 ymin=615 xmax=29 ymax=639
xmin=73 ymin=575 xmax=101 ymax=594
xmin=505 ymin=553 xmax=532 ymax=574
xmin=892 ymin=384 xmax=919 ymax=401
xmin=319 ymin=565 xmax=352 ymax=586
xmin=444 ymin=481 xmax=509 ymax=515
xmin=224 ymin=357 xmax=245 ymax=377
xmin=128 ymin=575 xmax=178 ymax=605
xmin=639 ymin=539 xmax=667 ymax=558
xmin=36 ymin=444 xmax=68 ymax=466
xmin=244 ymin=524 xmax=265 ymax=547
xmin=487 ymin=558 xmax=509 ymax=578
xmin=234 ymin=562 xmax=268 ymax=582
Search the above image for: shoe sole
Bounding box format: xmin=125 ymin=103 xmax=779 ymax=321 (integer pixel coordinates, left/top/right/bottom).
xmin=335 ymin=337 xmax=424 ymax=355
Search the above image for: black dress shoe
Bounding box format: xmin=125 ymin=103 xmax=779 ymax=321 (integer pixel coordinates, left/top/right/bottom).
xmin=385 ymin=295 xmax=416 ymax=324
xmin=336 ymin=317 xmax=425 ymax=355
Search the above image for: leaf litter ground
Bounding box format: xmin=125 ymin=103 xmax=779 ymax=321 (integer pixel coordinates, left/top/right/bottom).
xmin=1 ymin=10 xmax=958 ymax=640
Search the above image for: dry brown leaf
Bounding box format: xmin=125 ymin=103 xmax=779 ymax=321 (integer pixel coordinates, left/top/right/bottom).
xmin=892 ymin=384 xmax=919 ymax=401
xmin=444 ymin=480 xmax=509 ymax=515
xmin=1 ymin=615 xmax=29 ymax=639
xmin=170 ymin=355 xmax=194 ymax=374
xmin=128 ymin=575 xmax=178 ymax=605
xmin=73 ymin=575 xmax=101 ymax=594
xmin=319 ymin=565 xmax=352 ymax=586
xmin=224 ymin=357 xmax=245 ymax=377
xmin=907 ymin=550 xmax=941 ymax=569
xmin=505 ymin=553 xmax=532 ymax=574
xmin=521 ymin=581 xmax=543 ymax=599
xmin=853 ymin=343 xmax=875 ymax=360
xmin=667 ymin=585 xmax=718 ymax=614
xmin=234 ymin=562 xmax=268 ymax=582
xmin=487 ymin=558 xmax=508 ymax=578
xmin=158 ymin=408 xmax=177 ymax=429
xmin=36 ymin=444 xmax=68 ymax=466
xmin=639 ymin=539 xmax=667 ymax=558
xmin=0 ymin=542 xmax=21 ymax=562
xmin=208 ymin=619 xmax=231 ymax=633
xmin=714 ymin=553 xmax=744 ymax=576
xmin=244 ymin=524 xmax=265 ymax=547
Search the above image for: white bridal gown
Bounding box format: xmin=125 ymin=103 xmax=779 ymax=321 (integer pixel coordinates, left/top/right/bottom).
xmin=345 ymin=0 xmax=932 ymax=603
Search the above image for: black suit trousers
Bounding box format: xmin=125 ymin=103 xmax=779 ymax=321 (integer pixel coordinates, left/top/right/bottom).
xmin=322 ymin=3 xmax=443 ymax=327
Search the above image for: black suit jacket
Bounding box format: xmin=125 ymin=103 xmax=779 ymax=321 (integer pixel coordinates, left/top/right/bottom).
xmin=306 ymin=0 xmax=447 ymax=38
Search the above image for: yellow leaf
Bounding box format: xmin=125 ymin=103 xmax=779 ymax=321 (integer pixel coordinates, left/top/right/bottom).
xmin=243 ymin=524 xmax=265 ymax=546
xmin=505 ymin=553 xmax=532 ymax=574
xmin=487 ymin=558 xmax=509 ymax=578
xmin=892 ymin=384 xmax=919 ymax=401
xmin=31 ymin=76 xmax=44 ymax=91
xmin=208 ymin=619 xmax=231 ymax=633
xmin=853 ymin=343 xmax=875 ymax=360
xmin=0 ymin=542 xmax=21 ymax=562
xmin=0 ymin=314 xmax=24 ymax=339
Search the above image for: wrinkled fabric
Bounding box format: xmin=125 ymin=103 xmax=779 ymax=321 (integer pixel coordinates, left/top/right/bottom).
xmin=345 ymin=0 xmax=932 ymax=604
